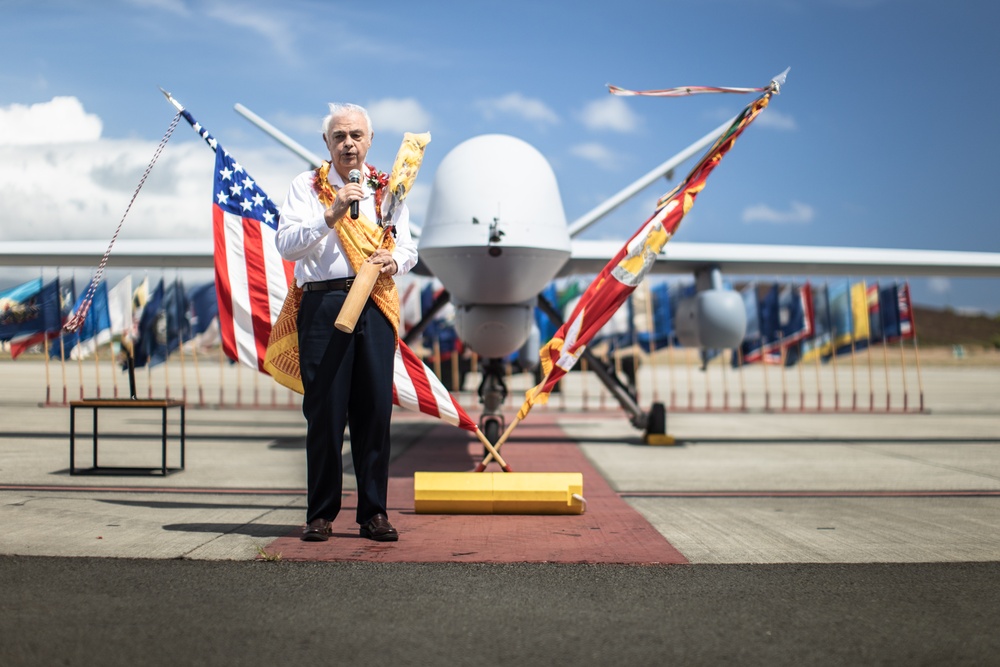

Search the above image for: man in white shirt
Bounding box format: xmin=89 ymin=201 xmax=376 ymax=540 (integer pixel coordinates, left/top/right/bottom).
xmin=276 ymin=103 xmax=418 ymax=542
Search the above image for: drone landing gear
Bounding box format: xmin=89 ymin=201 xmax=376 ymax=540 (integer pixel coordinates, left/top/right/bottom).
xmin=478 ymin=358 xmax=508 ymax=455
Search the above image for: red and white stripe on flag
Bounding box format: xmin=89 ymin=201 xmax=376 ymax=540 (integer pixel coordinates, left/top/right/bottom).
xmin=393 ymin=340 xmax=477 ymax=432
xmin=199 ymin=131 xmax=292 ymax=373
xmin=213 ymin=203 xmax=293 ymax=372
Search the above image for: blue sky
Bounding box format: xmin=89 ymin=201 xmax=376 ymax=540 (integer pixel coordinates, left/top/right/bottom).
xmin=1 ymin=0 xmax=999 ymax=314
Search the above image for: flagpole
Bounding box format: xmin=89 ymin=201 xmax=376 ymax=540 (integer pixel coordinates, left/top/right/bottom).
xmin=178 ymin=334 xmax=188 ymax=404
xmin=190 ymin=336 xmax=204 ymax=407
xmin=908 ymin=285 xmax=925 ymax=412
xmin=75 ymin=332 xmax=84 ymax=400
xmin=110 ymin=339 xmax=120 ymax=398
xmin=473 ymin=428 xmax=512 ymax=472
xmin=43 ymin=335 xmax=52 ymax=405
xmin=474 ymin=416 xmax=522 ymax=472
xmin=93 ymin=337 xmax=101 ymax=399
xmin=59 ymin=333 xmax=68 ymax=405
xmin=163 ymin=331 xmax=171 ymax=401
xmin=896 ymin=284 xmax=909 ymax=413
xmin=218 ymin=343 xmax=225 ymax=407
xmin=865 ymin=285 xmax=875 ymax=412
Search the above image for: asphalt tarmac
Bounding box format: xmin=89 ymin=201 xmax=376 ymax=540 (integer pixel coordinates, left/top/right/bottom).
xmin=1 ymin=360 xmax=999 ymax=666
xmin=5 ymin=558 xmax=998 ymax=666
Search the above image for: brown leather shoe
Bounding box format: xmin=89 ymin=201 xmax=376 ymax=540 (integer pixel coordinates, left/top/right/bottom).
xmin=301 ymin=518 xmax=332 ymax=542
xmin=360 ymin=513 xmax=399 ymax=542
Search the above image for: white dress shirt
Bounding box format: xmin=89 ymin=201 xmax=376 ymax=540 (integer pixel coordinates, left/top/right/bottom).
xmin=275 ymin=165 xmax=419 ymax=286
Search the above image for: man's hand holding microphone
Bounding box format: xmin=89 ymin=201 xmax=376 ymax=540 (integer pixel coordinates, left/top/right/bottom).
xmin=324 ymin=168 xmax=363 ymax=227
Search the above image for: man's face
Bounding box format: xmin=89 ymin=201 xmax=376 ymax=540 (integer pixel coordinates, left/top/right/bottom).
xmin=324 ymin=111 xmax=372 ymax=180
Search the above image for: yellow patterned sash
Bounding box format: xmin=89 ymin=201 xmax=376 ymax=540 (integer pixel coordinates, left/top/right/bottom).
xmin=263 ymin=162 xmax=400 ymax=394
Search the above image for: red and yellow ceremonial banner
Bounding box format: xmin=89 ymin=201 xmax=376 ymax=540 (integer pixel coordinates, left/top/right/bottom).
xmin=518 ymin=74 xmax=785 ymax=420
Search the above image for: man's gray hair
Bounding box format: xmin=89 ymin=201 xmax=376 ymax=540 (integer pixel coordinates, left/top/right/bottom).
xmin=322 ymin=103 xmax=373 ymax=136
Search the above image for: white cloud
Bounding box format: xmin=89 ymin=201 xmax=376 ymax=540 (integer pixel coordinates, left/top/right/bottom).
xmin=755 ymin=107 xmax=797 ymax=130
xmin=741 ymin=201 xmax=815 ymax=224
xmin=476 ymin=93 xmax=560 ymax=125
xmin=0 ymin=97 xmax=102 ymax=145
xmin=569 ymin=142 xmax=618 ymax=169
xmin=0 ymin=96 xmax=305 ymax=243
xmin=578 ymin=96 xmax=640 ymax=133
xmin=367 ymin=98 xmax=433 ymax=134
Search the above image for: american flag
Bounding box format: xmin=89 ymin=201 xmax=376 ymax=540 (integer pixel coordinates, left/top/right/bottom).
xmin=183 ymin=109 xmax=293 ymax=372
xmin=394 ymin=340 xmax=477 ymax=432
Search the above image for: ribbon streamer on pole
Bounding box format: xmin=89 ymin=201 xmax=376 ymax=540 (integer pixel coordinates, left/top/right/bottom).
xmin=608 ymin=68 xmax=789 ymax=97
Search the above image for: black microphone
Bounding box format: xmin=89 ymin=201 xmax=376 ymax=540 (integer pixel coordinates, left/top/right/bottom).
xmin=348 ymin=169 xmax=361 ymax=219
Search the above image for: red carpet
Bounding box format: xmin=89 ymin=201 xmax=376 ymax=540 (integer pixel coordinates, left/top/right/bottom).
xmin=268 ymin=414 xmax=688 ymax=564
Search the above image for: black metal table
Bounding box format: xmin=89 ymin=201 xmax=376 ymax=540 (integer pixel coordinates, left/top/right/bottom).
xmin=69 ymin=399 xmax=186 ymax=475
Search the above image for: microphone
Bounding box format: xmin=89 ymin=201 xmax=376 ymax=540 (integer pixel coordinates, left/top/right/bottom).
xmin=348 ymin=169 xmax=361 ymax=219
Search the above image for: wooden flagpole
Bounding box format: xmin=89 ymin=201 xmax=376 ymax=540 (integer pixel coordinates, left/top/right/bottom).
xmin=43 ymin=336 xmax=52 ymax=405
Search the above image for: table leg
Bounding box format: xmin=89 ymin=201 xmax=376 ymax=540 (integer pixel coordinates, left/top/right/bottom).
xmin=161 ymin=407 xmax=168 ymax=476
xmin=180 ymin=404 xmax=186 ymax=469
xmin=92 ymin=408 xmax=99 ymax=469
xmin=70 ymin=406 xmax=76 ymax=475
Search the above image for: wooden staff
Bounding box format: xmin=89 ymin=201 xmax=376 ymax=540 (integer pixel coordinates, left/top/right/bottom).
xmin=190 ymin=337 xmax=204 ymax=407
xmin=58 ymin=332 xmax=68 ymax=405
xmin=473 ymin=428 xmax=512 ymax=472
xmin=897 ymin=322 xmax=909 ymax=412
xmin=432 ymin=338 xmax=442 ymax=381
xmin=736 ymin=346 xmax=747 ymax=411
xmin=475 ymin=416 xmax=522 ymax=472
xmin=110 ymin=340 xmax=120 ymax=398
xmin=218 ymin=342 xmax=225 ymax=406
xmin=776 ymin=331 xmax=787 ymax=411
xmin=829 ymin=308 xmax=841 ymax=411
xmin=761 ymin=330 xmax=771 ymax=412
xmin=177 ymin=321 xmax=188 ymax=404
xmin=43 ymin=336 xmax=52 ymax=405
xmin=92 ymin=337 xmax=101 ymax=399
xmin=335 ymin=262 xmax=381 ymax=333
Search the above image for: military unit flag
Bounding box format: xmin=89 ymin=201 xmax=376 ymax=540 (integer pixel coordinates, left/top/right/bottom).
xmin=517 ymin=73 xmax=784 ymax=420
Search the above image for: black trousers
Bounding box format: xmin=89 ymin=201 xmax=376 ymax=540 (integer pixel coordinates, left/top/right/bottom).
xmin=297 ymin=290 xmax=395 ymax=525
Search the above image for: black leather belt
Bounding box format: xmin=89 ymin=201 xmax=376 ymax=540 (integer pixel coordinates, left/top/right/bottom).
xmin=303 ymin=278 xmax=355 ymax=292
